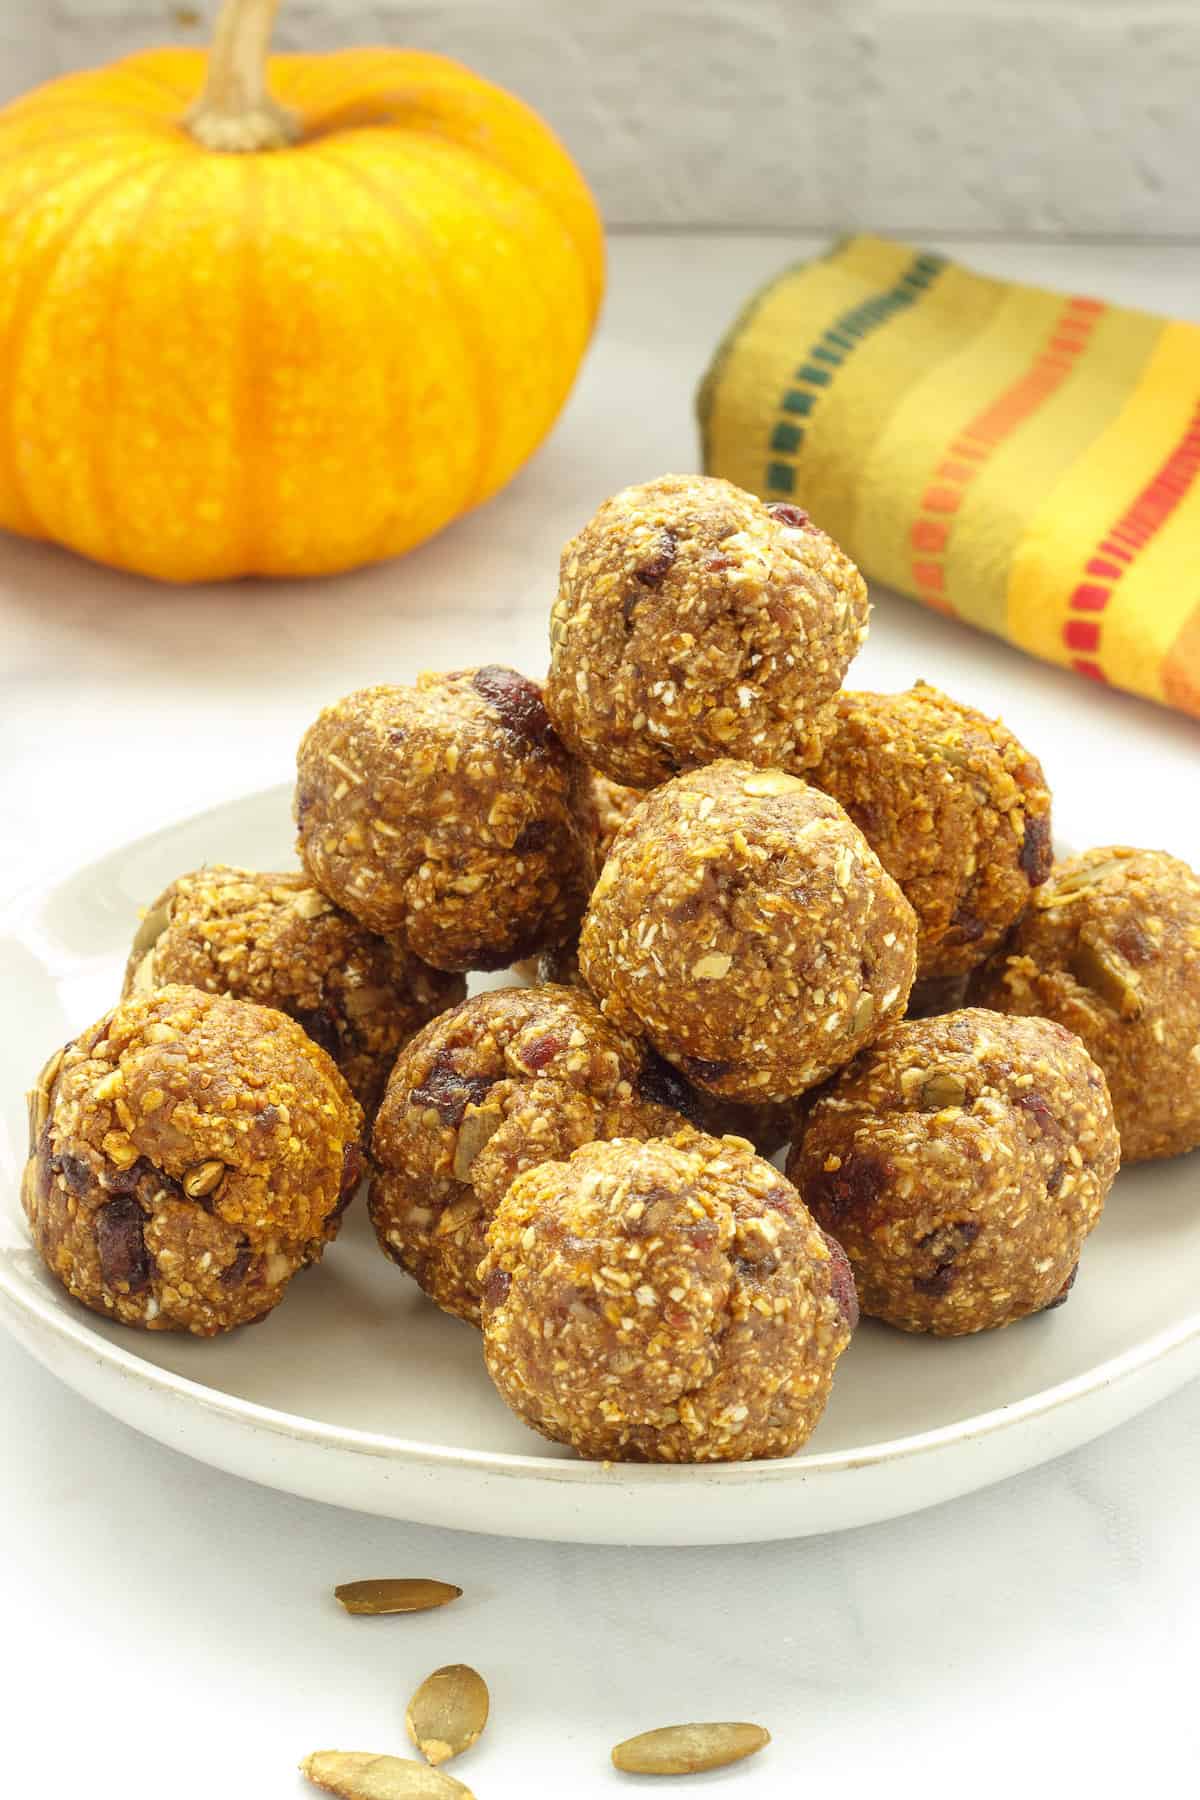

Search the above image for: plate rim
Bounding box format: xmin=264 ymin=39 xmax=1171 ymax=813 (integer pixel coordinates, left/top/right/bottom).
xmin=3 ymin=781 xmax=1198 ymax=1494
xmin=1 ymin=1238 xmax=1197 ymax=1487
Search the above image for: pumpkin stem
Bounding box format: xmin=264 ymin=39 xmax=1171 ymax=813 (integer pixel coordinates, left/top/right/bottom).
xmin=184 ymin=0 xmax=300 ymax=152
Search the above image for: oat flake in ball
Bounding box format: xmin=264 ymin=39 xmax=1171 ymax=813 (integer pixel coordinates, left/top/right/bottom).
xmin=971 ymin=846 xmax=1200 ymax=1161
xmin=123 ymin=865 xmax=463 ymax=1116
xmin=295 ymin=668 xmax=593 ymax=972
xmin=478 ymin=1128 xmax=856 ymax=1463
xmin=23 ymin=986 xmax=364 ymax=1336
xmin=788 ymin=1009 xmax=1119 ymax=1335
xmin=545 ymin=474 xmax=869 ymax=787
xmin=369 ymin=985 xmax=687 ymax=1324
xmin=578 ymin=760 xmax=918 ymax=1104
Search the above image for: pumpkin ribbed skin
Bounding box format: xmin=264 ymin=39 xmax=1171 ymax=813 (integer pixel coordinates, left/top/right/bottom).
xmin=0 ymin=49 xmax=604 ymax=581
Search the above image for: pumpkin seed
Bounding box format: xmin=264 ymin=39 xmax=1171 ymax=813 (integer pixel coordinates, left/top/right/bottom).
xmin=183 ymin=1159 xmax=226 ymax=1199
xmin=406 ymin=1664 xmax=489 ymax=1766
xmin=920 ymin=1071 xmax=968 ymax=1110
xmin=931 ymin=738 xmax=976 ymax=771
xmin=27 ymin=1044 xmax=65 ymax=1143
xmin=301 ymin=1751 xmax=474 ymax=1800
xmin=611 ymin=1721 xmax=770 ymax=1776
xmin=333 ymin=1578 xmax=462 ymax=1616
xmin=1070 ymin=937 xmax=1142 ymax=1019
xmin=851 ymin=992 xmax=876 ymax=1035
xmin=436 ymin=1193 xmax=484 ymax=1237
xmin=452 ymin=1105 xmax=504 ymax=1183
xmin=129 ymin=950 xmax=157 ymax=995
xmin=1049 ymin=854 xmax=1132 ymax=898
xmin=130 ymin=898 xmax=173 ymax=962
xmin=39 ymin=1043 xmax=65 ymax=1095
xmin=20 ymin=1152 xmax=41 ymax=1220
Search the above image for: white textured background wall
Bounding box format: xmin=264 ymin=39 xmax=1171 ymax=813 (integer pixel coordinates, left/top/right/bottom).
xmin=2 ymin=1 xmax=1197 ymax=237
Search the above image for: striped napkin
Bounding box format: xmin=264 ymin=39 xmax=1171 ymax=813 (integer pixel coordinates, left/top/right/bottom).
xmin=698 ymin=233 xmax=1200 ymax=720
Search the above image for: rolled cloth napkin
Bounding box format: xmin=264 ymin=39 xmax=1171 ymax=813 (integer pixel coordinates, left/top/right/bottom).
xmin=698 ymin=233 xmax=1200 ymax=720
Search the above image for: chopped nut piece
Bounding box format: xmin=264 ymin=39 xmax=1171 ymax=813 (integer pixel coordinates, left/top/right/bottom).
xmin=691 ymin=952 xmax=732 ymax=980
xmin=406 ymin=1665 xmax=489 ymax=1766
xmin=101 ymin=1132 xmax=140 ymax=1170
xmin=611 ymin=1722 xmax=771 ymax=1775
xmin=920 ymin=1071 xmax=968 ymax=1109
xmin=333 ymin=1578 xmax=462 ymax=1616
xmin=291 ymin=887 xmax=335 ymax=920
xmin=183 ymin=1159 xmax=226 ymax=1199
xmin=742 ymin=769 xmax=807 ymax=797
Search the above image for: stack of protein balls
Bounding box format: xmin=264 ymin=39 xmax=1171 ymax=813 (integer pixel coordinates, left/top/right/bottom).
xmin=23 ymin=475 xmax=1200 ymax=1466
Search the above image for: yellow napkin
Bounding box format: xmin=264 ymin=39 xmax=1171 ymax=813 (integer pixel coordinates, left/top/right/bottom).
xmin=699 ymin=234 xmax=1200 ymax=721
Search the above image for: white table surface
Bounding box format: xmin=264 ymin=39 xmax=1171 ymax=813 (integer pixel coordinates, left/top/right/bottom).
xmin=3 ymin=232 xmax=1198 ymax=1799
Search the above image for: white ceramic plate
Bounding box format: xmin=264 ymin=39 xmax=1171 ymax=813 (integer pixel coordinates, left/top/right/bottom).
xmin=1 ymin=785 xmax=1198 ymax=1545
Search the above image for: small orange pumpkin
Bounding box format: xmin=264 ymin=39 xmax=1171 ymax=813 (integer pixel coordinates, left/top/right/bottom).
xmin=0 ymin=0 xmax=604 ymax=582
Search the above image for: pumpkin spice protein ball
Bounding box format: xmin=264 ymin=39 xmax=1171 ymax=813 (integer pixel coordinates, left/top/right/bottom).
xmin=22 ymin=986 xmax=364 ymax=1336
xmin=807 ymin=683 xmax=1053 ymax=982
xmin=369 ymin=985 xmax=688 ymax=1324
xmin=295 ymin=668 xmax=593 ymax=972
xmin=788 ymin=1009 xmax=1119 ymax=1336
xmin=545 ymin=474 xmax=869 ymax=788
xmin=971 ymin=846 xmax=1200 ymax=1162
xmin=122 ymin=865 xmax=464 ymax=1116
xmin=578 ymin=760 xmax=918 ymax=1104
xmin=478 ymin=1128 xmax=857 ymax=1463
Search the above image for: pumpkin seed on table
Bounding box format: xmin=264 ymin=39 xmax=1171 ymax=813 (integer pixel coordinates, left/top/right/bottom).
xmin=301 ymin=1750 xmax=475 ymax=1800
xmin=406 ymin=1664 xmax=490 ymax=1766
xmin=611 ymin=1722 xmax=771 ymax=1776
xmin=334 ymin=1578 xmax=462 ymax=1616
